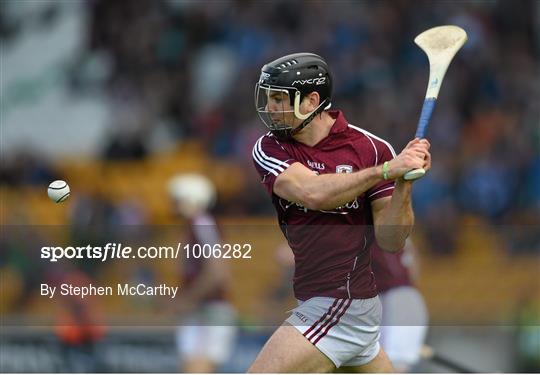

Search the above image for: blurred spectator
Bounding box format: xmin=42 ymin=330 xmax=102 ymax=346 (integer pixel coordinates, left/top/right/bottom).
xmin=69 ymin=191 xmax=118 ymax=228
xmin=48 ymin=264 xmax=107 ymax=372
xmin=0 ymin=152 xmax=59 ymax=186
xmin=103 ymin=132 xmax=148 ymax=160
xmin=0 ymin=247 xmax=25 ymax=314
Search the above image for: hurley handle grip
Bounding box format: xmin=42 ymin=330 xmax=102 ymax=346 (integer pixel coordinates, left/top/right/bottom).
xmin=403 ymin=98 xmax=436 ymax=181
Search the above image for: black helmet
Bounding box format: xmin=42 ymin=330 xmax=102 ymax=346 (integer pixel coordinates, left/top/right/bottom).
xmin=255 ymin=52 xmax=332 ymax=139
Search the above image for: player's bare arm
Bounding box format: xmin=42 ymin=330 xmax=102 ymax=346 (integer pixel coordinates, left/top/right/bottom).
xmin=273 ymin=138 xmax=430 ymax=211
xmin=371 ymin=183 xmax=414 ymax=252
xmin=274 ymin=162 xmax=384 ymax=211
xmin=371 ymin=139 xmax=431 ymax=251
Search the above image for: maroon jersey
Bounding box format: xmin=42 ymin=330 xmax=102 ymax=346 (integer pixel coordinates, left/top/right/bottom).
xmin=184 ymin=213 xmax=225 ymax=302
xmin=252 ymin=110 xmax=397 ymax=301
xmin=370 ymin=245 xmax=413 ymax=293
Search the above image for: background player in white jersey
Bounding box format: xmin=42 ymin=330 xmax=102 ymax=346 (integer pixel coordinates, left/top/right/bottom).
xmin=372 ymin=239 xmax=429 ymax=372
xmin=168 ymin=174 xmax=237 ymax=373
xmin=250 ymin=52 xmax=431 ymax=373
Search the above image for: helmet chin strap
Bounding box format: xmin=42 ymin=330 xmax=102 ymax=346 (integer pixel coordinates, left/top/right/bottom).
xmin=269 ymin=91 xmax=331 ymax=140
xmin=290 ymin=91 xmax=330 ymax=136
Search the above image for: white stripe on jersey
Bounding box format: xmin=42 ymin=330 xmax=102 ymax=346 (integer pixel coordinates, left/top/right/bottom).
xmin=368 ymin=185 xmax=395 ymax=198
xmin=348 ymin=124 xmax=378 ymax=166
xmin=252 ymin=136 xmax=290 ymax=176
xmin=257 ymin=137 xmax=291 ymax=169
xmin=361 ymin=127 xmax=397 ymax=157
xmin=347 ymin=125 xmax=397 ymax=165
xmin=252 ymin=145 xmax=279 ymax=176
xmin=253 ymin=138 xmax=281 ymax=176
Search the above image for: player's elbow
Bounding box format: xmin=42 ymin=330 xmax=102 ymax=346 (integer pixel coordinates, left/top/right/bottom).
xmin=376 ymin=239 xmax=405 ymax=253
xmin=374 ymin=229 xmax=407 ymax=252
xmin=300 ymin=191 xmax=328 ymax=211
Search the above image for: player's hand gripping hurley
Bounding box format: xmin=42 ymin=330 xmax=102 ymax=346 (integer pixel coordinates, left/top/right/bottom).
xmin=403 ymin=25 xmax=468 ymax=181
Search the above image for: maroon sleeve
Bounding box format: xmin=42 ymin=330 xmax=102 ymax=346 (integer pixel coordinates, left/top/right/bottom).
xmin=252 ymin=135 xmax=297 ymax=195
xmin=367 ymin=138 xmax=396 ymax=201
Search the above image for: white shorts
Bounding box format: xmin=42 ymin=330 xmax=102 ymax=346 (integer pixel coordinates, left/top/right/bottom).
xmin=176 ymin=302 xmax=237 ymax=364
xmin=286 ymin=296 xmax=382 ymax=368
xmin=379 ymin=286 xmax=428 ymax=367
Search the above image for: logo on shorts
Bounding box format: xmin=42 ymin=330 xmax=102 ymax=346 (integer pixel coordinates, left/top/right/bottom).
xmin=295 ymin=312 xmax=309 ymax=323
xmin=336 ymin=165 xmax=353 ymax=173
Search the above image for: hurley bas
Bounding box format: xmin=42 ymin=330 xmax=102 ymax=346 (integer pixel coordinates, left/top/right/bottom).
xmin=41 ymin=283 xmax=179 ymax=299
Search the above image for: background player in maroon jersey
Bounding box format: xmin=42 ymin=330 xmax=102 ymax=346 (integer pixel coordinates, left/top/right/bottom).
xmin=250 ymin=53 xmax=430 ymax=373
xmin=371 ymin=239 xmax=428 ymax=372
xmin=168 ymin=174 xmax=237 ymax=373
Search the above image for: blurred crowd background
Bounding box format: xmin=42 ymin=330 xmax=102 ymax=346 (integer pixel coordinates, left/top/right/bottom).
xmin=1 ymin=0 xmax=539 ymax=372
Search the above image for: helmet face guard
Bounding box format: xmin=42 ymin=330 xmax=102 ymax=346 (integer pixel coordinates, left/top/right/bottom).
xmin=255 ymin=83 xmax=330 ymax=138
xmin=254 ymin=53 xmax=333 ymax=140
xmin=254 ymin=83 xmax=331 ymax=140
